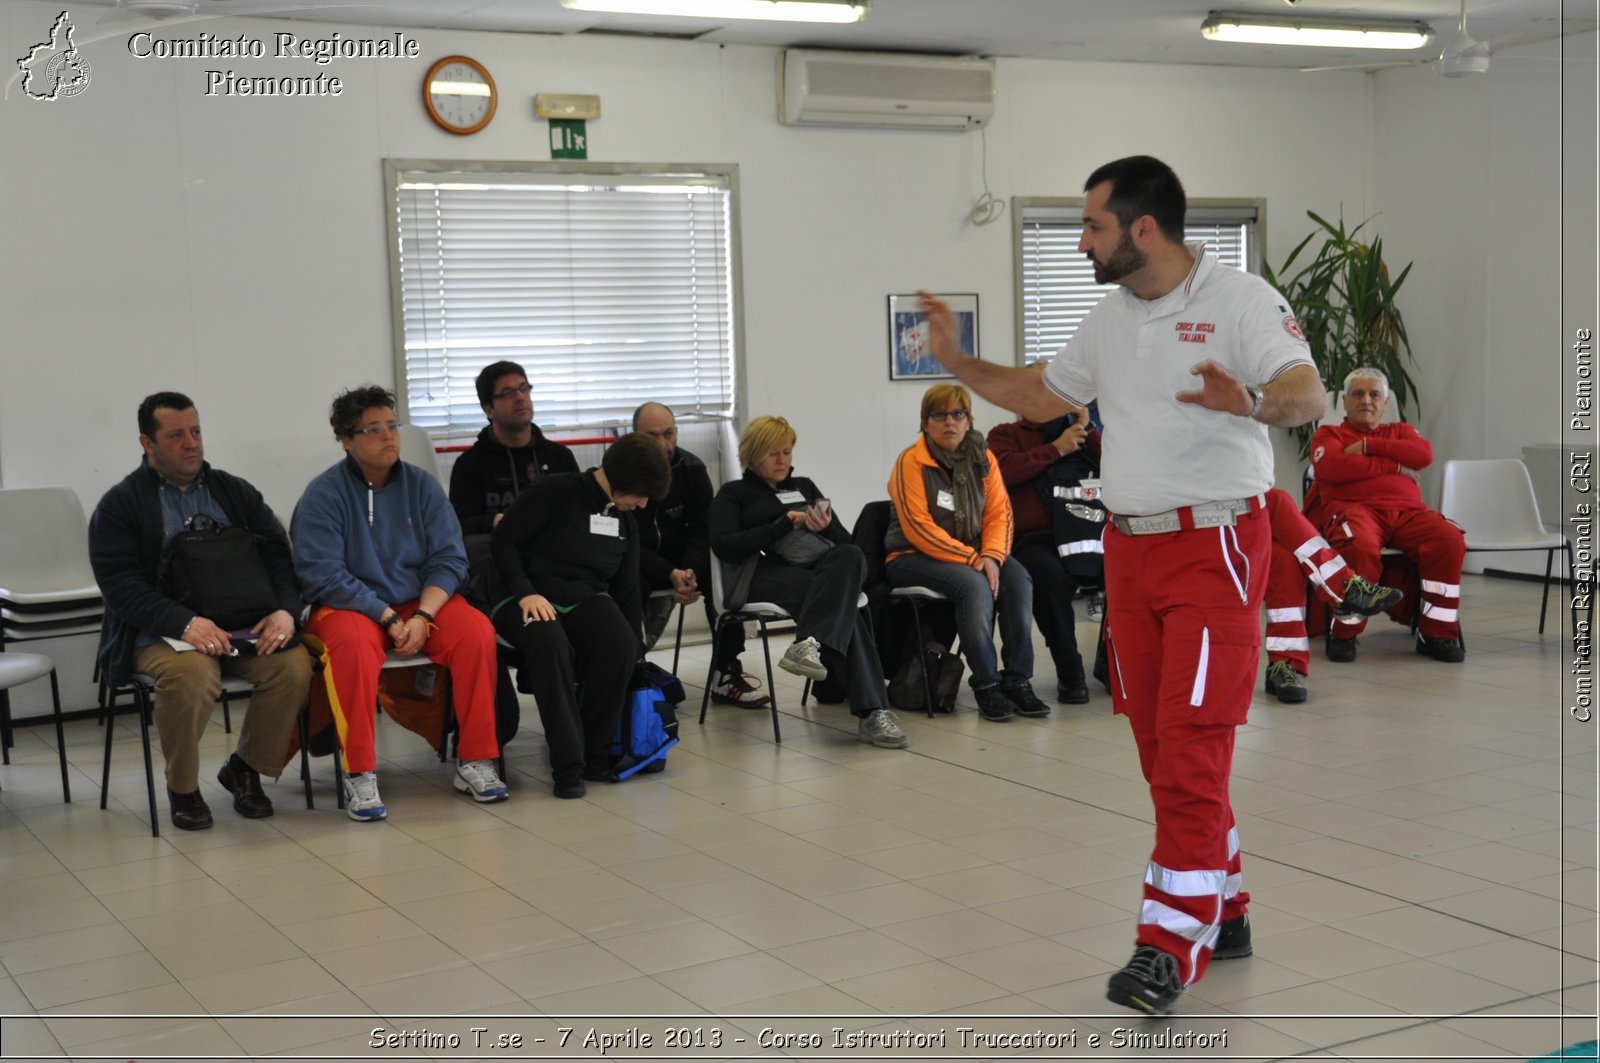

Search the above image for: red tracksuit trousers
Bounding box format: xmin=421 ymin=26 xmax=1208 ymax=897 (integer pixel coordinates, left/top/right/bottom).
xmin=1264 ymin=487 xmax=1355 ymax=675
xmin=305 ymin=596 xmax=501 ymax=774
xmin=1103 ymin=505 xmax=1268 ymax=988
xmin=1320 ymin=504 xmax=1465 ymax=640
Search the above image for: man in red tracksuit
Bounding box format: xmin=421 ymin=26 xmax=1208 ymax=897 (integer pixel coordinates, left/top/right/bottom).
xmin=915 ymin=156 xmax=1328 ymax=1016
xmin=1305 ymin=368 xmax=1466 ymax=663
xmin=1261 ymin=488 xmax=1402 ymax=703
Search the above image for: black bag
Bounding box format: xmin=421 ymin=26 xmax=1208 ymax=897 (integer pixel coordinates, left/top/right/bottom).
xmin=888 ymin=640 xmax=965 ymax=714
xmin=159 ymin=515 xmax=278 ymax=630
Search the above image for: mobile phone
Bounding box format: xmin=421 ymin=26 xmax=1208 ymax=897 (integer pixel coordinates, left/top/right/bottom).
xmin=813 ymin=498 xmax=832 ymax=520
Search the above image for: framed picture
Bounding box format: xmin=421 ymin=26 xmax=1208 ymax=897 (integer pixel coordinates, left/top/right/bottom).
xmin=888 ymin=293 xmax=978 ymax=381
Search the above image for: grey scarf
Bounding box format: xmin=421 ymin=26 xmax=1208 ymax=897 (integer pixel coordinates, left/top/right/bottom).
xmin=923 ymin=429 xmax=990 ymax=545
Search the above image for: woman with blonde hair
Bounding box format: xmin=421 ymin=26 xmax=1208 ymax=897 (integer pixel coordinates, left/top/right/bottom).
xmin=708 ymin=416 xmax=906 ymax=748
xmin=886 ymin=383 xmax=1047 ymax=721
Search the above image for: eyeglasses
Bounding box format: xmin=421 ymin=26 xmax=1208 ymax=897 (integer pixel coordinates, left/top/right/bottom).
xmin=927 ymin=409 xmax=970 ymax=424
xmin=492 ymin=383 xmax=533 ymax=401
xmin=349 ymin=422 xmax=403 ymax=439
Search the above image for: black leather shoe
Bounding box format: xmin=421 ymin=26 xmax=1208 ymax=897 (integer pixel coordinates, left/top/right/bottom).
xmin=1416 ymin=634 xmax=1466 ymax=662
xmin=167 ymin=788 xmax=213 ymax=831
xmin=974 ymin=685 xmax=1014 ymax=721
xmin=1326 ymin=635 xmax=1358 ymax=663
xmin=1056 ymin=676 xmax=1090 ymax=704
xmin=217 ymin=754 xmax=273 ymax=818
xmin=1106 ymin=945 xmax=1183 ymax=1016
xmin=1002 ymin=681 xmax=1051 ymax=718
xmin=553 ymin=780 xmax=587 ymax=799
xmin=1212 ymin=913 xmax=1253 ymax=959
xmin=582 ymin=764 xmax=619 ymax=783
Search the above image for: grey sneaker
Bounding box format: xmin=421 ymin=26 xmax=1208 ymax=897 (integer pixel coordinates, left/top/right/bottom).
xmin=1264 ymin=660 xmax=1308 ymax=704
xmin=1335 ymin=574 xmax=1404 ymax=617
xmin=778 ymin=636 xmax=828 ymax=681
xmin=858 ymin=708 xmax=909 ymax=748
xmin=342 ymin=771 xmax=386 ymax=822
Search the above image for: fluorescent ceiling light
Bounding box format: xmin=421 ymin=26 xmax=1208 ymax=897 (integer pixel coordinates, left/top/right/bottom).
xmin=561 ymin=0 xmax=868 ymax=24
xmin=1201 ymin=10 xmax=1433 ymax=50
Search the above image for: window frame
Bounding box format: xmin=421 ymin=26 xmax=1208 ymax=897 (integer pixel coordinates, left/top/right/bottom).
xmin=381 ymin=157 xmax=747 ymax=441
xmin=1011 ymin=195 xmax=1267 ymax=366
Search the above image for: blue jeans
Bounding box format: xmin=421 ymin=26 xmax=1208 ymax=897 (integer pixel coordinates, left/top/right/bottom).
xmin=886 ymin=552 xmax=1035 ymax=690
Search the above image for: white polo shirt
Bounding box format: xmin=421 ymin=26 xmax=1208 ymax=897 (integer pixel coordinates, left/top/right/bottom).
xmin=1041 ymin=244 xmax=1312 ymax=516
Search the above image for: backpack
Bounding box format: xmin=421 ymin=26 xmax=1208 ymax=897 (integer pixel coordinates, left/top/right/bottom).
xmin=159 ymin=514 xmax=280 ymax=631
xmin=888 ymin=639 xmax=965 ymax=714
xmin=609 ymin=664 xmax=683 ymax=778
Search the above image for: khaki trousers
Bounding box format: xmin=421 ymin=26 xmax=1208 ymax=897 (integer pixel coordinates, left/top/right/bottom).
xmin=131 ymin=642 xmax=313 ymax=793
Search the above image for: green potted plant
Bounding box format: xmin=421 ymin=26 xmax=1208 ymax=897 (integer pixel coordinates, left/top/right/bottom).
xmin=1263 ymin=211 xmax=1420 ymax=458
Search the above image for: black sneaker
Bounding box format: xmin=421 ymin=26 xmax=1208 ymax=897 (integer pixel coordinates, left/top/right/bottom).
xmin=1105 ymin=945 xmax=1183 ymax=1016
xmin=1335 ymin=574 xmax=1404 ymax=617
xmin=1002 ymin=681 xmax=1051 ymax=718
xmin=1264 ymin=661 xmax=1308 ymax=704
xmin=974 ymin=685 xmax=1015 ymax=721
xmin=1212 ymin=913 xmax=1253 ymax=959
xmin=1416 ymin=634 xmax=1466 ymax=662
xmin=1326 ymin=635 xmax=1358 ymax=663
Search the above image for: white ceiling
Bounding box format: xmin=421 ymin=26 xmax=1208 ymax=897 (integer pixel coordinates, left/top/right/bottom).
xmin=78 ymin=0 xmax=1598 ymax=69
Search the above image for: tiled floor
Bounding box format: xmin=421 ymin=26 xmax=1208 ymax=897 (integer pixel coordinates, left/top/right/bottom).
xmin=0 ymin=573 xmax=1594 ymax=1062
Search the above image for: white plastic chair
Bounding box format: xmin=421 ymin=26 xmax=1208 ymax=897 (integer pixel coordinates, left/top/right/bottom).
xmin=399 ymin=425 xmax=444 ymax=485
xmin=1440 ymin=459 xmax=1574 ymax=634
xmin=0 ymin=651 xmax=71 ymax=803
xmin=0 ymin=486 xmax=103 ymax=650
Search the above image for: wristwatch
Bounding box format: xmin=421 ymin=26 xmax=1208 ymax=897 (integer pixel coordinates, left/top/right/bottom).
xmin=1244 ymin=385 xmax=1265 ymax=420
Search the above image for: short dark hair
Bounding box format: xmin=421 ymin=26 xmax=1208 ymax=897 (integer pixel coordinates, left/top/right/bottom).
xmin=1083 ymin=155 xmax=1186 ymax=243
xmin=329 ymin=385 xmax=396 ymax=439
xmin=631 ymin=401 xmax=674 ymax=432
xmin=137 ymin=392 xmax=195 ymax=438
xmin=475 ymin=361 xmax=527 ymax=407
xmin=602 ymin=432 xmax=672 ymax=501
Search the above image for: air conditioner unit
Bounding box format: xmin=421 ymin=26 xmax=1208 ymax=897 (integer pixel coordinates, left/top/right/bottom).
xmin=780 ymin=49 xmax=995 ymax=131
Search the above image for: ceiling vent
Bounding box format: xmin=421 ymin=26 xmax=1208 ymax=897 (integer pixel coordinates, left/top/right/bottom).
xmin=780 ymin=49 xmax=995 ymax=130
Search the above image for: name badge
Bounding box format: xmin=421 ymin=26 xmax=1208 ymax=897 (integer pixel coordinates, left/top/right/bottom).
xmin=589 ymin=514 xmax=620 ymax=537
xmin=776 ymin=490 xmax=806 ymax=505
xmin=936 ymin=489 xmax=956 ymax=510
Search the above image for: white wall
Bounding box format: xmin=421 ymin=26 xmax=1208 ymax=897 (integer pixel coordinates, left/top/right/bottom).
xmin=1 ymin=2 xmax=1372 ymax=530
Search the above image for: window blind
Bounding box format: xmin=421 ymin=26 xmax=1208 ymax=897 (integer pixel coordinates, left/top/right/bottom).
xmin=392 ymin=169 xmax=737 ymax=440
xmin=1017 ymin=203 xmax=1257 ymax=366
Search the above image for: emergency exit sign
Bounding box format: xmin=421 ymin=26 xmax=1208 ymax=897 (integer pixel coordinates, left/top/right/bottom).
xmin=550 ymin=119 xmax=587 ymax=159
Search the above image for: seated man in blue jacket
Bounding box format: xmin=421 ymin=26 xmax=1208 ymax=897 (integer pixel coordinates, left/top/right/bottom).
xmin=89 ymin=392 xmax=312 ymax=831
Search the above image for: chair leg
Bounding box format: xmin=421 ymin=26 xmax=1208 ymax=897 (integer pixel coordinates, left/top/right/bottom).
xmin=671 ymin=601 xmax=686 ymax=676
xmin=221 ymin=691 xmax=233 ymax=735
xmin=0 ymin=687 xmax=11 ymax=765
xmin=298 ymin=707 xmax=315 ymax=810
xmin=699 ymin=616 xmax=726 ymax=724
xmin=49 ymin=668 xmax=70 ymax=804
xmin=135 ymin=687 xmax=159 ymax=838
xmin=1540 ymin=546 xmax=1556 ymax=635
xmin=100 ymin=689 xmax=116 ymax=811
xmin=758 ymin=619 xmax=781 ymax=744
xmin=905 ymin=597 xmax=937 ymax=718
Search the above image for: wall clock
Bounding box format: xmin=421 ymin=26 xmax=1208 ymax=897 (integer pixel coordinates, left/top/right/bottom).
xmin=423 ymin=55 xmax=497 ymax=135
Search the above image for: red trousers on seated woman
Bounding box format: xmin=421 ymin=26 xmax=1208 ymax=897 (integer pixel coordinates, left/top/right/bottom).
xmin=305 ymin=595 xmax=500 ymax=774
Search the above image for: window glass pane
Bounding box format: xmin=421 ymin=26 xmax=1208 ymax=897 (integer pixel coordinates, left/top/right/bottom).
xmin=392 ymin=169 xmax=737 ymax=440
xmin=1018 ymin=208 xmax=1255 ymax=366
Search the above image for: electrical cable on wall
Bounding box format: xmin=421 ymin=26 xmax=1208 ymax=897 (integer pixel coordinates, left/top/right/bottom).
xmin=969 ymin=124 xmax=1005 ymax=226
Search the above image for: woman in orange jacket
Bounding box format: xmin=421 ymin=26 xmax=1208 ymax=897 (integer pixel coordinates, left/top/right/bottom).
xmin=885 ymin=384 xmax=1048 ymax=721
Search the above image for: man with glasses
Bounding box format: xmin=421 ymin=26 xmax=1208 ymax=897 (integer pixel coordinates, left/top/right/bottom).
xmin=448 ymin=361 xmax=578 ymax=533
xmin=89 ymin=392 xmax=312 ymax=831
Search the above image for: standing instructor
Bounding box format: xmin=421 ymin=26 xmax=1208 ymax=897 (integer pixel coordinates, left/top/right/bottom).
xmin=917 ymin=156 xmax=1324 ymax=1015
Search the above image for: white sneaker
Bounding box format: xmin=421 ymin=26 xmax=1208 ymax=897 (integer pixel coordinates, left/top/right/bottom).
xmin=454 ymin=759 xmax=510 ymax=803
xmin=343 ymin=771 xmax=386 ymax=821
xmin=710 ymin=670 xmax=772 ymax=709
xmin=858 ymin=709 xmax=909 ymax=749
xmin=779 ymin=636 xmax=828 ymax=682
